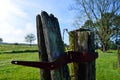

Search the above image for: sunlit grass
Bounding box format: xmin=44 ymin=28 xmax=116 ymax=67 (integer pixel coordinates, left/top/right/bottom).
xmin=0 ymin=52 xmax=40 ymax=80
xmin=0 ymin=44 xmax=120 ymax=80
xmin=96 ymin=50 xmax=120 ymax=80
xmin=0 ymin=44 xmax=38 ymax=53
xmin=0 ymin=44 xmax=40 ymax=80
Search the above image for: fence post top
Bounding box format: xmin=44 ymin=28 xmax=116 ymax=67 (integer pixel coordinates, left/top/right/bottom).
xmin=69 ymin=28 xmax=91 ymax=33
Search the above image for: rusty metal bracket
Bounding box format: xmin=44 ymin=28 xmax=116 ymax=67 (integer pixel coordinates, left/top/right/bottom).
xmin=11 ymin=51 xmax=98 ymax=70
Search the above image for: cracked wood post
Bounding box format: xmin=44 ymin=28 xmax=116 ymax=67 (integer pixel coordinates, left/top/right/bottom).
xmin=69 ymin=29 xmax=96 ymax=80
xmin=36 ymin=14 xmax=51 ymax=80
xmin=36 ymin=11 xmax=70 ymax=80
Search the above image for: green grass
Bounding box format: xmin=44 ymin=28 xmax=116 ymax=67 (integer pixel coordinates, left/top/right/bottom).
xmin=96 ymin=50 xmax=120 ymax=80
xmin=0 ymin=53 xmax=40 ymax=80
xmin=0 ymin=44 xmax=38 ymax=53
xmin=0 ymin=44 xmax=40 ymax=80
xmin=0 ymin=44 xmax=120 ymax=80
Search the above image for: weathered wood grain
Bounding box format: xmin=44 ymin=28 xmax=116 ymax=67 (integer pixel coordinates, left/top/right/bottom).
xmin=69 ymin=29 xmax=96 ymax=80
xmin=38 ymin=11 xmax=70 ymax=80
xmin=36 ymin=15 xmax=51 ymax=80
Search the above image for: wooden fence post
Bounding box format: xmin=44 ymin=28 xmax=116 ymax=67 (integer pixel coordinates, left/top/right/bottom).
xmin=69 ymin=29 xmax=96 ymax=80
xmin=36 ymin=15 xmax=51 ymax=80
xmin=37 ymin=11 xmax=70 ymax=80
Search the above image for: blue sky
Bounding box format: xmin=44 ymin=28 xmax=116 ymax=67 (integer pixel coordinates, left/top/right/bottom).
xmin=0 ymin=0 xmax=81 ymax=44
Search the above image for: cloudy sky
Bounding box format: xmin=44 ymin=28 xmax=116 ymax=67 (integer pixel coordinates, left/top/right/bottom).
xmin=0 ymin=0 xmax=79 ymax=44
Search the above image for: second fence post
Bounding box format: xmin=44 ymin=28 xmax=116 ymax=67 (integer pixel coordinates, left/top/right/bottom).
xmin=69 ymin=29 xmax=96 ymax=80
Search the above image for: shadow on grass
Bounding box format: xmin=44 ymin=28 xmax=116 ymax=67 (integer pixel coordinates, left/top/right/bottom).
xmin=0 ymin=50 xmax=38 ymax=54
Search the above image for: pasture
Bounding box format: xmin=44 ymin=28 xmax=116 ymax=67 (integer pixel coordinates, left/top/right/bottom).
xmin=0 ymin=44 xmax=120 ymax=80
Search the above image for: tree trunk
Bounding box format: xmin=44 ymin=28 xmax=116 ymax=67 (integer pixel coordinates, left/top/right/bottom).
xmin=118 ymin=46 xmax=120 ymax=67
xmin=102 ymin=43 xmax=108 ymax=52
xmin=69 ymin=29 xmax=96 ymax=80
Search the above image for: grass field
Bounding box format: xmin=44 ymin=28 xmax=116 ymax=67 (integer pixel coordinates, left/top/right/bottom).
xmin=96 ymin=50 xmax=120 ymax=80
xmin=0 ymin=44 xmax=120 ymax=80
xmin=0 ymin=44 xmax=40 ymax=80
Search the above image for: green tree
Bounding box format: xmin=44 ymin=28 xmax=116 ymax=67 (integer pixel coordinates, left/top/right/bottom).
xmin=108 ymin=41 xmax=116 ymax=49
xmin=82 ymin=13 xmax=120 ymax=51
xmin=73 ymin=0 xmax=120 ymax=52
xmin=113 ymin=15 xmax=120 ymax=45
xmin=0 ymin=38 xmax=3 ymax=43
xmin=82 ymin=20 xmax=94 ymax=30
xmin=96 ymin=13 xmax=115 ymax=51
xmin=25 ymin=33 xmax=36 ymax=46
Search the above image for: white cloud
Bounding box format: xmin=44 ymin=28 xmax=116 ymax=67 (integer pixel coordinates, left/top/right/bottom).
xmin=0 ymin=0 xmax=11 ymax=20
xmin=25 ymin=23 xmax=36 ymax=33
xmin=0 ymin=22 xmax=36 ymax=43
xmin=0 ymin=22 xmax=23 ymax=42
xmin=0 ymin=0 xmax=28 ymax=43
xmin=0 ymin=0 xmax=75 ymax=44
xmin=0 ymin=0 xmax=27 ymax=21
